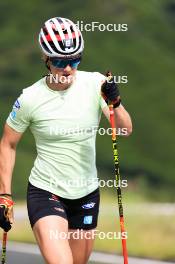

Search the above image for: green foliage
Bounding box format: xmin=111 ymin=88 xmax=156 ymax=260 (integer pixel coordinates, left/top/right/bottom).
xmin=0 ymin=0 xmax=175 ymax=199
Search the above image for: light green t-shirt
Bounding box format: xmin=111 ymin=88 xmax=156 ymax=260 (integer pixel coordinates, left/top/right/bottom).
xmin=7 ymin=71 xmax=107 ymax=199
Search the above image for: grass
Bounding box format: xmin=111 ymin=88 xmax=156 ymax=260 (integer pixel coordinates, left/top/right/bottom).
xmin=94 ymin=190 xmax=175 ymax=261
xmin=96 ymin=210 xmax=175 ymax=261
xmin=8 ymin=190 xmax=175 ymax=262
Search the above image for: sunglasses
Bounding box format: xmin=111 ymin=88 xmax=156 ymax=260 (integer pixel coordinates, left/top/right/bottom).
xmin=50 ymin=57 xmax=81 ymax=69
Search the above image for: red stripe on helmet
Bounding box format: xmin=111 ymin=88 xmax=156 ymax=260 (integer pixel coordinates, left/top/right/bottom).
xmin=44 ymin=32 xmax=79 ymax=42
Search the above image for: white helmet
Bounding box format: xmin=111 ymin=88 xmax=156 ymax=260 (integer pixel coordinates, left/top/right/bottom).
xmin=39 ymin=17 xmax=84 ymax=58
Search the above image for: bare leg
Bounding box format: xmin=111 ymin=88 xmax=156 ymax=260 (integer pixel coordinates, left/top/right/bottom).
xmin=68 ymin=229 xmax=95 ymax=264
xmin=33 ymin=215 xmax=73 ymax=264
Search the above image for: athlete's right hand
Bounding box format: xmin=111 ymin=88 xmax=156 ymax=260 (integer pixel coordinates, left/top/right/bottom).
xmin=0 ymin=195 xmax=14 ymax=232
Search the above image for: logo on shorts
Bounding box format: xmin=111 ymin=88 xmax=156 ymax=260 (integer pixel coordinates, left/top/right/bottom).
xmin=49 ymin=194 xmax=60 ymax=202
xmin=82 ymin=202 xmax=96 ymax=209
xmin=54 ymin=207 xmax=64 ymax=213
xmin=83 ymin=216 xmax=93 ymax=225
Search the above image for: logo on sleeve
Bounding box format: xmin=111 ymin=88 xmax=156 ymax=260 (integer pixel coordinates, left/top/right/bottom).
xmin=83 ymin=216 xmax=93 ymax=225
xmin=11 ymin=111 xmax=17 ymax=119
xmin=10 ymin=99 xmax=21 ymax=119
xmin=14 ymin=99 xmax=21 ymax=109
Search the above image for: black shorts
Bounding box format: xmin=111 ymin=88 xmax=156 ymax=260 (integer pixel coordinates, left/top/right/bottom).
xmin=27 ymin=182 xmax=100 ymax=230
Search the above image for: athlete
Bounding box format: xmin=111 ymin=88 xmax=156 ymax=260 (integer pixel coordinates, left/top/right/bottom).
xmin=0 ymin=17 xmax=132 ymax=264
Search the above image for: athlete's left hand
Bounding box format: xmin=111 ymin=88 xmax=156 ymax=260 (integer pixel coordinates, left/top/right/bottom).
xmin=101 ymin=76 xmax=121 ymax=106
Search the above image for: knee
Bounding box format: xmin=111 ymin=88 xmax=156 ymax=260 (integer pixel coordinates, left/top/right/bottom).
xmin=73 ymin=254 xmax=89 ymax=264
xmin=47 ymin=254 xmax=73 ymax=264
xmin=58 ymin=255 xmax=73 ymax=264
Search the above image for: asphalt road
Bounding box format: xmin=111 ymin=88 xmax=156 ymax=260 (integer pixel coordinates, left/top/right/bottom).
xmin=2 ymin=242 xmax=175 ymax=264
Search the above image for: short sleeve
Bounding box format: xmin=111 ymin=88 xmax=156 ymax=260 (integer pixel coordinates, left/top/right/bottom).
xmin=100 ymin=95 xmax=107 ymax=109
xmin=6 ymin=93 xmax=31 ymax=133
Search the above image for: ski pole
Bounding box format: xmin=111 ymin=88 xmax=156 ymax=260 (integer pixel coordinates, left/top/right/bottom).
xmin=107 ymin=72 xmax=128 ymax=264
xmin=1 ymin=232 xmax=7 ymax=264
